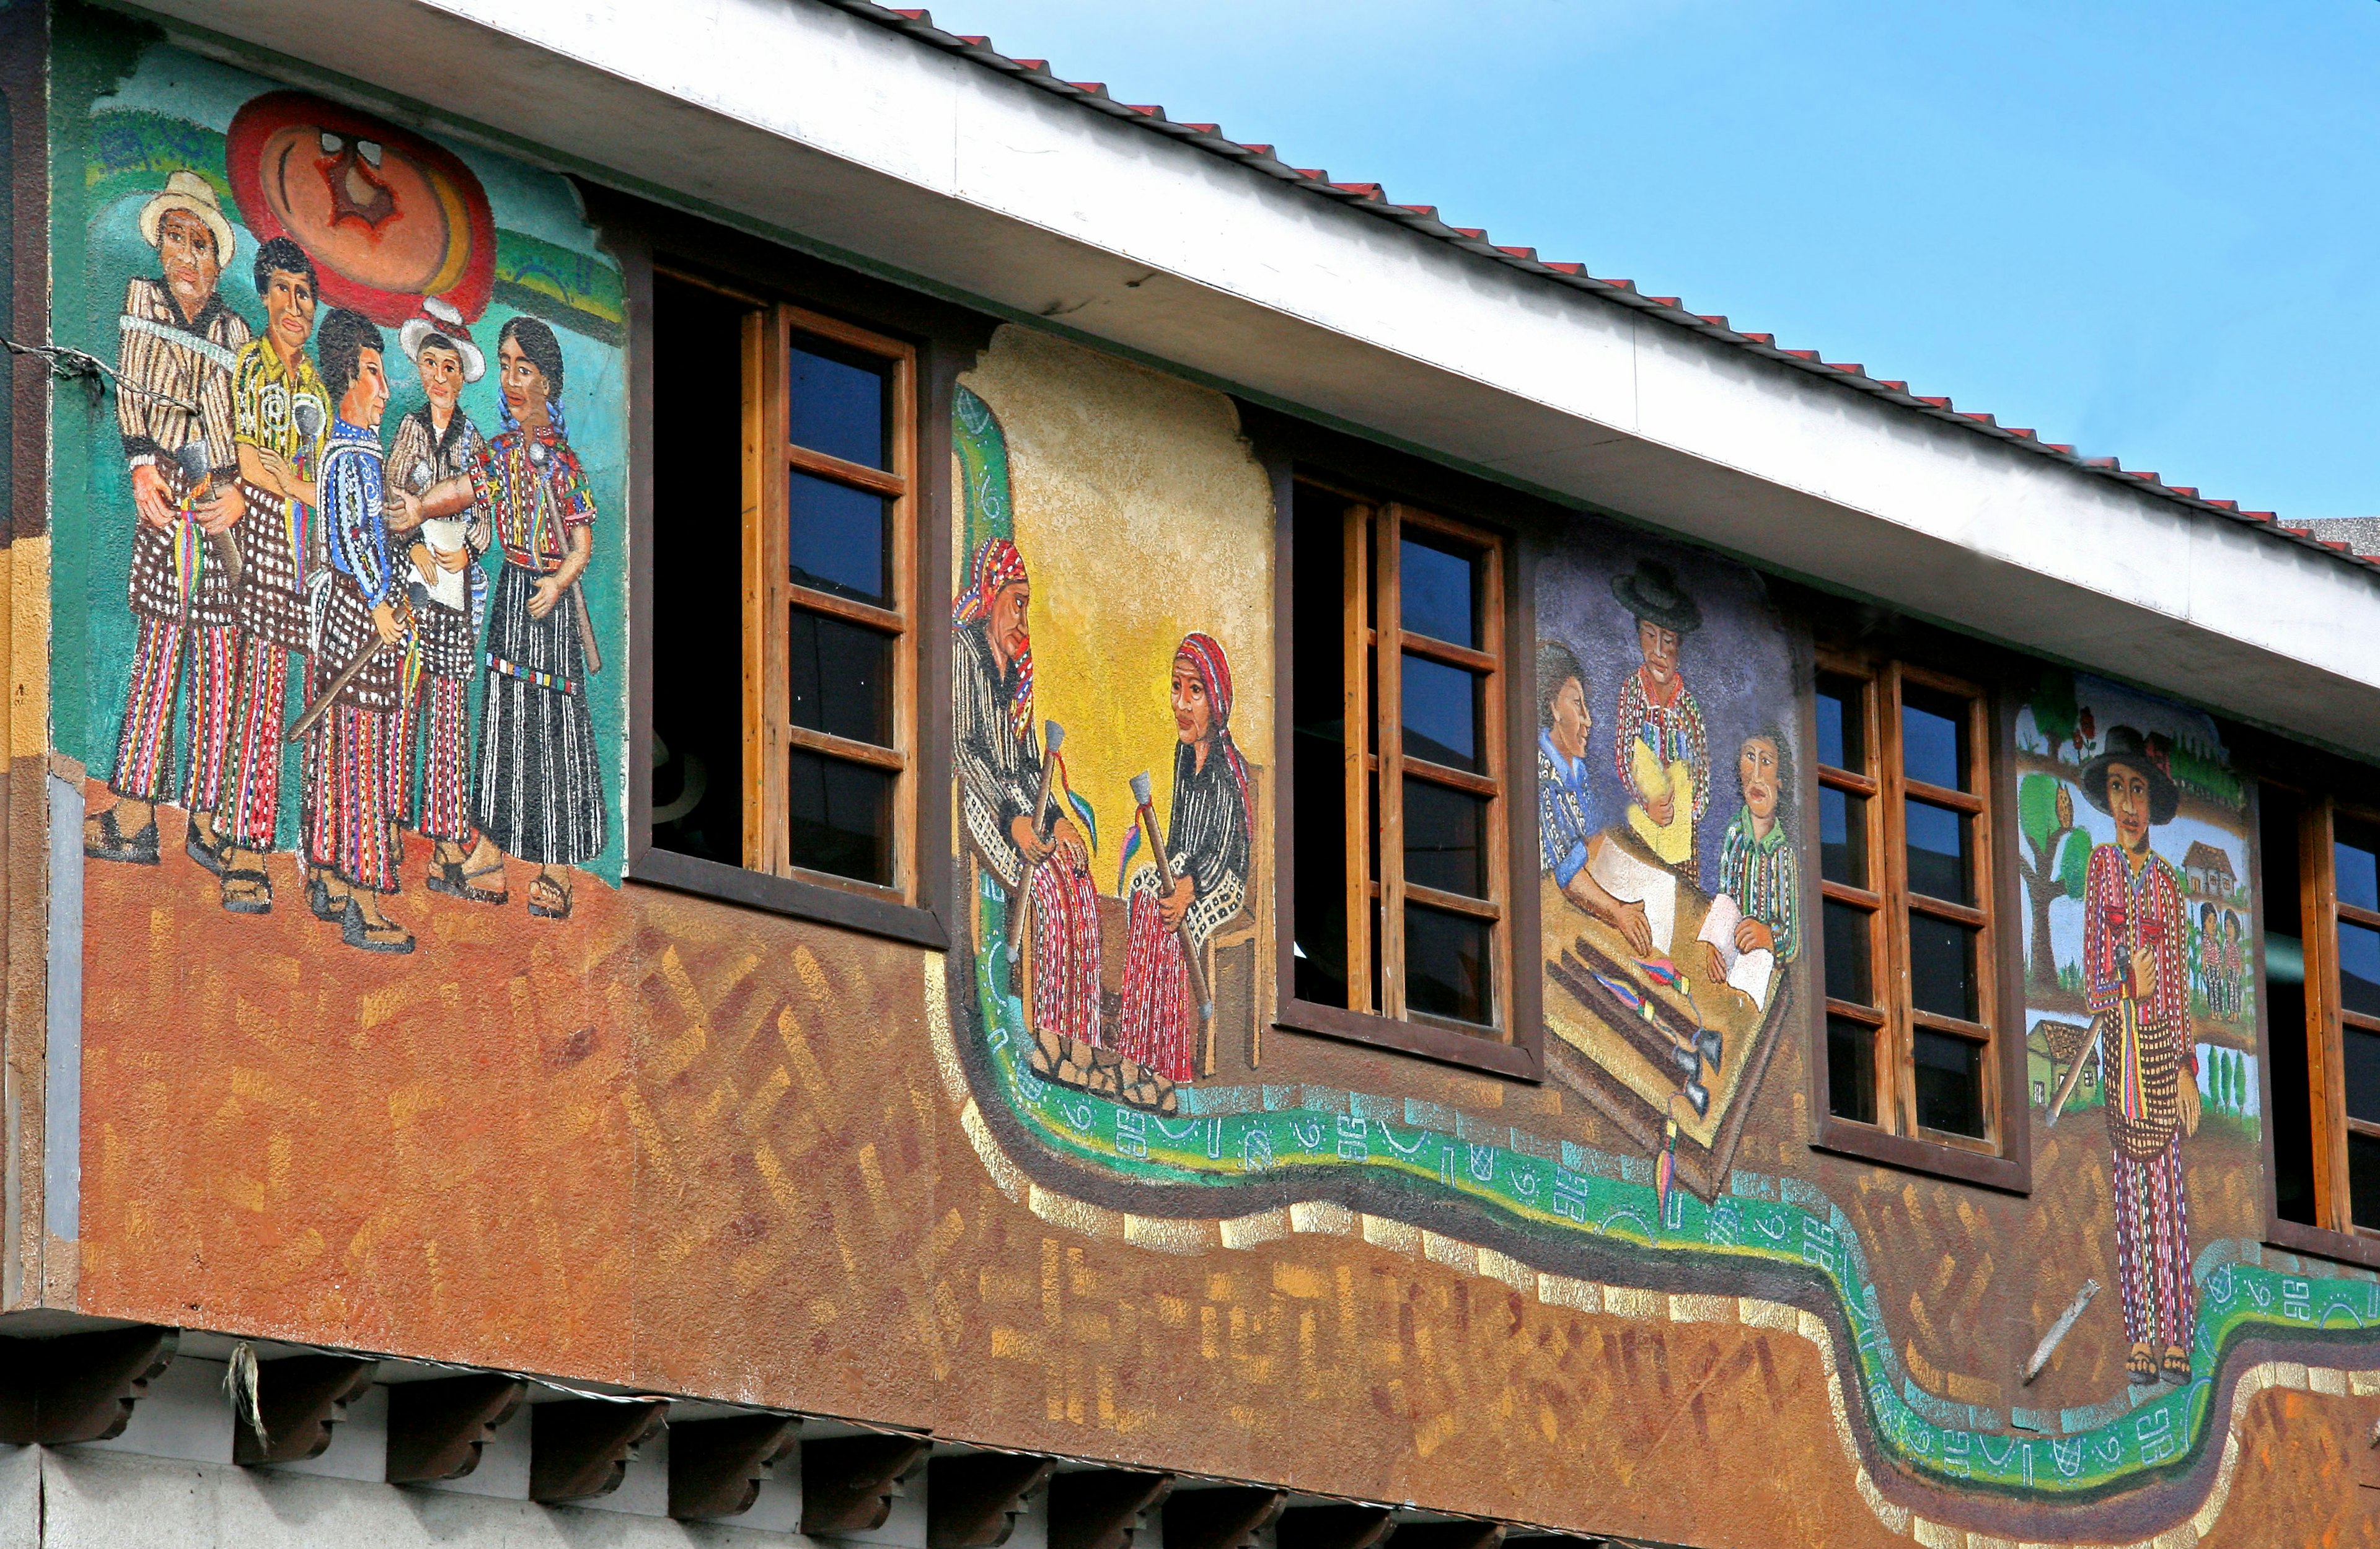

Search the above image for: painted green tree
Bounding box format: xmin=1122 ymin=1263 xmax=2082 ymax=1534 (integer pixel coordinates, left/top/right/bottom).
xmin=2017 ymin=771 xmax=2092 ymax=992
xmin=2030 ymin=667 xmax=2081 ymax=758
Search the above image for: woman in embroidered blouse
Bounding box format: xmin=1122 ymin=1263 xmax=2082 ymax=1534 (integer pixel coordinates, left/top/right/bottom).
xmin=1114 ymin=633 xmax=1252 ymax=1113
xmin=456 ymin=317 xmax=605 ymax=919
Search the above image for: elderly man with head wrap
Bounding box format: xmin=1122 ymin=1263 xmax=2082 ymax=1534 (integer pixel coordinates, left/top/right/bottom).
xmin=1113 ymin=633 xmax=1252 ymax=1114
xmin=954 ymin=537 xmax=1108 ymax=1092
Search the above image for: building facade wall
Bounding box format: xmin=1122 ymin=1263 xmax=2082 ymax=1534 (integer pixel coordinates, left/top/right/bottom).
xmin=30 ymin=14 xmax=2380 ymax=1548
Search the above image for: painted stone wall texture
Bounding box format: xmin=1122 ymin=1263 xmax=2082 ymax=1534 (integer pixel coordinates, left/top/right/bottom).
xmin=46 ymin=30 xmax=2380 ymax=1549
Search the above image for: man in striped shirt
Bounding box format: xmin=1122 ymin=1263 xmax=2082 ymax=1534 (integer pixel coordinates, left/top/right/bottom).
xmin=85 ymin=171 xmax=251 ymax=869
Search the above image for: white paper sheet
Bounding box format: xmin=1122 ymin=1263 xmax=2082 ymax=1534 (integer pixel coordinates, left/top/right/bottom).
xmin=413 ymin=516 xmax=470 ymax=612
xmin=1697 ymin=892 xmax=1775 ymax=1010
xmin=1589 ymin=840 xmax=1677 ymax=957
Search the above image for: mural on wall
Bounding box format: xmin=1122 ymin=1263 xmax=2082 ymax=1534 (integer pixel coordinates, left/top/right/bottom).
xmin=953 ymin=329 xmax=1271 ymax=1117
xmin=941 ymin=330 xmax=2380 ymax=1543
xmin=48 ymin=43 xmax=2380 ymax=1549
xmin=60 ymin=50 xmax=627 ymax=951
xmin=2017 ymin=671 xmax=2260 ymax=1392
xmin=1532 ymin=544 xmax=1801 ymax=1204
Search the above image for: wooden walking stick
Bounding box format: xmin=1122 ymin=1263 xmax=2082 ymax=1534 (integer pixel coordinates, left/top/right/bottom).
xmin=1129 ymin=771 xmax=1215 ymax=1074
xmin=2044 ymin=1013 xmax=2107 ymax=1127
xmin=286 ymin=583 xmax=423 ymax=744
xmin=1003 ymin=721 xmax=1065 ymax=988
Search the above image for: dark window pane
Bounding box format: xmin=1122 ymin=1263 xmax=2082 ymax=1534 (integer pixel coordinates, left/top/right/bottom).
xmin=786 ymin=748 xmax=894 ymax=885
xmin=1908 ymin=912 xmax=1980 ymax=1022
xmin=2344 ymin=920 xmax=2380 ymax=1019
xmin=2345 ymin=1026 xmax=2380 ymax=1125
xmin=2337 ymin=817 xmax=2380 ymax=914
xmin=1292 ymin=485 xmax=1351 ymax=1009
xmin=1405 ymin=903 xmax=1494 ymax=1026
xmin=1827 ymin=1016 xmax=1877 ymax=1124
xmin=1399 ymin=536 xmax=1479 ymax=647
xmin=787 ymin=335 xmax=888 ymax=469
xmin=651 ymin=273 xmax=755 ymax=868
xmin=1820 ymin=785 xmax=1868 ymax=887
xmin=1913 ymin=1028 xmax=1986 ymax=1138
xmin=1823 ymin=900 xmax=1872 ymax=1006
xmin=788 ymin=468 xmax=890 ymax=606
xmin=1403 ymin=777 xmax=1487 ymax=898
xmin=1905 ymin=797 xmax=1974 ymax=904
xmin=1401 ymin=653 xmax=1482 ymax=772
xmin=2353 ymin=1133 xmax=2380 ymax=1233
xmin=1900 ymin=684 xmax=1970 ymax=792
xmin=1815 ymin=672 xmax=1864 ymax=772
xmin=788 ymin=608 xmax=894 ymax=747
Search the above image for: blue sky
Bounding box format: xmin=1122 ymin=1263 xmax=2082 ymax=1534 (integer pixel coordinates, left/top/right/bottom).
xmin=925 ymin=0 xmax=2380 ymax=519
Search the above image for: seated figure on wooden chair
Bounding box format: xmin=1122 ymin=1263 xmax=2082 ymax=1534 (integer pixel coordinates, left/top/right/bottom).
xmin=953 ymin=538 xmax=1110 ymax=1090
xmin=1114 ymin=633 xmax=1251 ymax=1116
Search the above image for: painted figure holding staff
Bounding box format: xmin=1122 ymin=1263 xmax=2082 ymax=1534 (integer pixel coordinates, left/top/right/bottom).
xmin=1114 ymin=632 xmax=1251 ymax=1115
xmin=85 ymin=170 xmax=252 ymax=870
xmin=952 ymin=537 xmax=1107 ymax=1090
xmin=2071 ymin=726 xmax=2198 ymax=1385
xmin=298 ymin=309 xmax=416 ymax=953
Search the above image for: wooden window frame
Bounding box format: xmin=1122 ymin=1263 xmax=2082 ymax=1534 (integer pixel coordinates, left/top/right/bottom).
xmin=1273 ymin=475 xmax=1543 ymax=1081
xmin=594 ymin=185 xmax=978 ymax=950
xmin=2260 ymin=784 xmax=2380 ymax=1268
xmin=1807 ymin=648 xmax=2031 ymax=1193
xmin=741 ymin=300 xmax=919 ymax=900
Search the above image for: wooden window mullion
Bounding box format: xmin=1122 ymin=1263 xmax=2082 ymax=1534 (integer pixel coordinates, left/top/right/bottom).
xmin=2304 ymin=795 xmax=2351 ymax=1234
xmin=1879 ymin=663 xmax=1916 ymax=1136
xmin=1479 ymin=529 xmax=1509 ymax=1033
xmin=885 ymin=336 xmax=917 ymax=898
xmin=1375 ymin=503 xmax=1407 ymax=1021
xmin=1967 ymin=688 xmax=1999 ymax=1149
xmin=741 ymin=306 xmax=781 ymax=875
xmin=1342 ymin=502 xmax=1373 ymax=1015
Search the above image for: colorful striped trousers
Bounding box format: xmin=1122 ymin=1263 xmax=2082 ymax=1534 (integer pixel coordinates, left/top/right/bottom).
xmin=110 ymin=613 xmax=234 ymax=811
xmin=303 ymin=704 xmax=402 ymax=894
xmin=2111 ymin=1134 xmax=2194 ymax=1351
xmin=405 ymin=676 xmax=474 ymax=843
xmin=220 ymin=637 xmax=294 ymax=851
xmin=1029 ymin=859 xmax=1105 ymax=1052
xmin=1116 ymin=870 xmax=1197 ymax=1081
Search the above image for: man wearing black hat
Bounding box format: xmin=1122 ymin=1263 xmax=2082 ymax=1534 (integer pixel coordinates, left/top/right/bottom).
xmin=2076 ymin=724 xmax=2197 ymax=1386
xmin=1609 ymin=559 xmax=1708 ymax=868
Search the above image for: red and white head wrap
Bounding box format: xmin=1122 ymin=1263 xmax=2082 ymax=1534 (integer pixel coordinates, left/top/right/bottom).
xmin=1174 ymin=632 xmax=1233 ymax=726
xmin=1174 ymin=631 xmax=1250 ymax=822
xmin=955 ymin=537 xmax=1034 ymax=741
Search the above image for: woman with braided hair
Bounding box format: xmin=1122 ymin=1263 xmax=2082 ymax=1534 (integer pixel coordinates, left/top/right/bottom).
xmin=462 ymin=315 xmax=606 ymax=919
xmin=1113 ymin=633 xmax=1251 ymax=1113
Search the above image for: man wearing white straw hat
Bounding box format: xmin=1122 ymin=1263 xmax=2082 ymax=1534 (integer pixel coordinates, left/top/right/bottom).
xmin=382 ymin=298 xmax=501 ymax=905
xmin=84 ymin=169 xmax=252 ymax=869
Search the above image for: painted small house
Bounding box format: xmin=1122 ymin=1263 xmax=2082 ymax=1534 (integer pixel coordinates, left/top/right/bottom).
xmin=0 ymin=2 xmax=2368 ymax=1545
xmin=2183 ymin=841 xmax=2237 ymax=898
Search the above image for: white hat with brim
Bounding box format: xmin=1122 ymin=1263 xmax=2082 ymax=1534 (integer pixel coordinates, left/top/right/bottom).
xmin=138 ymin=170 xmax=236 ymax=267
xmin=399 ymin=297 xmax=485 ymax=382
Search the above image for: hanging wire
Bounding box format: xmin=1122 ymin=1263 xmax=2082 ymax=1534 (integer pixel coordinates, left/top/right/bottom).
xmin=0 ymin=334 xmax=200 ymax=413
